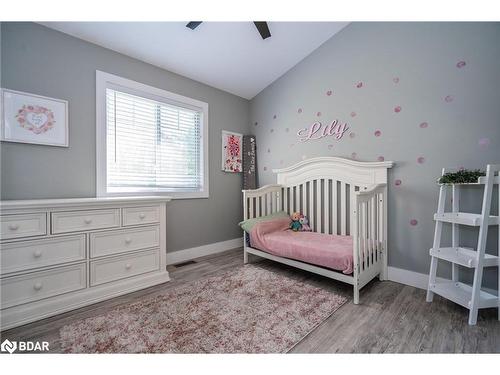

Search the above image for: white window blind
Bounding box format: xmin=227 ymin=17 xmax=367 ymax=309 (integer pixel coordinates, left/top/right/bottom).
xmin=105 ymin=88 xmax=203 ymax=193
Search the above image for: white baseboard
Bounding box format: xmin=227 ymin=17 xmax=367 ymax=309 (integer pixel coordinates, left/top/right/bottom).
xmin=166 ymin=238 xmax=243 ymax=265
xmin=388 ymin=266 xmax=499 ymax=296
xmin=388 ymin=266 xmax=430 ymax=290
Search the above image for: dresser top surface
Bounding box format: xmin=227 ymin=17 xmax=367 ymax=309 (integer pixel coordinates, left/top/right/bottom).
xmin=0 ymin=196 xmax=172 ymax=211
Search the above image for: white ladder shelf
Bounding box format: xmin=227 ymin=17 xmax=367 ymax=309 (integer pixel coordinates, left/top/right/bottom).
xmin=426 ymin=164 xmax=500 ymax=325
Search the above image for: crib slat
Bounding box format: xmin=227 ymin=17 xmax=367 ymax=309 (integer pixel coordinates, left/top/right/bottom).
xmin=371 ymin=195 xmax=376 ymax=241
xmin=316 ymin=179 xmax=321 ymax=232
xmin=283 ymin=187 xmax=288 ymax=213
xmin=278 ymin=189 xmax=283 ymax=212
xmin=249 ymin=197 xmax=254 ymax=219
xmin=324 ymin=180 xmax=330 ymax=234
xmin=349 ymin=184 xmax=356 ymax=235
xmin=266 ymin=193 xmax=272 ymax=215
xmin=340 ymin=182 xmax=347 ymax=235
xmin=332 ymin=180 xmax=338 ymax=234
xmin=309 ymin=181 xmax=314 ymax=229
xmin=302 ymin=183 xmax=307 ymax=217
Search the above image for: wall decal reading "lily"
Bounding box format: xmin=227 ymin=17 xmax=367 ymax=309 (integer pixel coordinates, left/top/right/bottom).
xmin=297 ymin=120 xmax=349 ymax=142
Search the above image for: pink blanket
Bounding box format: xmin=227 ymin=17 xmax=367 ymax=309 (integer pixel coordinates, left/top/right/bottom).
xmin=250 ymin=218 xmax=354 ymax=274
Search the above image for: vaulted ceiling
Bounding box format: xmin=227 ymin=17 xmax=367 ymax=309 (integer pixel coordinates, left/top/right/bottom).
xmin=39 ymin=22 xmax=348 ymax=99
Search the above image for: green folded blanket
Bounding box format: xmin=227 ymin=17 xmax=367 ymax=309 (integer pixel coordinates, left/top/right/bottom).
xmin=238 ymin=211 xmax=289 ymax=232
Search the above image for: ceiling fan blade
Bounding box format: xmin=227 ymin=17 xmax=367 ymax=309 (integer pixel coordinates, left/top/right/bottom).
xmin=253 ymin=22 xmax=271 ymax=40
xmin=186 ymin=22 xmax=202 ymax=30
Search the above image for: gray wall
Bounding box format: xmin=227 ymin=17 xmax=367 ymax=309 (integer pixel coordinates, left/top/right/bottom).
xmin=0 ymin=22 xmax=249 ymax=253
xmin=250 ymin=22 xmax=500 ymax=288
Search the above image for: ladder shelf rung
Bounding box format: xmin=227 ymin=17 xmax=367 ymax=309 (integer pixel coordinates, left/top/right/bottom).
xmin=429 ymin=247 xmax=499 ymax=268
xmin=433 ymin=212 xmax=500 ymax=226
xmin=429 ymin=280 xmax=498 ymax=309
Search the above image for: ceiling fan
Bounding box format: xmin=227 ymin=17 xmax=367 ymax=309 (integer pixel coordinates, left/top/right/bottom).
xmin=186 ymin=22 xmax=272 ymax=40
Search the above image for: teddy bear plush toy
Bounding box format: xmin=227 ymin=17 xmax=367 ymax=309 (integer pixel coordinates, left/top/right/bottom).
xmin=289 ymin=212 xmax=302 ymax=231
xmin=299 ymin=214 xmax=312 ymax=231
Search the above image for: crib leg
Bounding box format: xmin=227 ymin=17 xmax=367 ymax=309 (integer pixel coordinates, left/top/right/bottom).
xmin=353 ymin=285 xmax=360 ymax=304
xmin=243 ymin=248 xmax=249 ymax=264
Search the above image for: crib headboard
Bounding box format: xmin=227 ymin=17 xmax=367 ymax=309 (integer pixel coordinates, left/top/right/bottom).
xmin=243 ymin=157 xmax=393 ymax=236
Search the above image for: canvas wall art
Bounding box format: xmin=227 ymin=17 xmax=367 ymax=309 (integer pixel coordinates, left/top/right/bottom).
xmin=222 ymin=130 xmax=242 ymax=173
xmin=1 ymin=89 xmax=69 ymax=147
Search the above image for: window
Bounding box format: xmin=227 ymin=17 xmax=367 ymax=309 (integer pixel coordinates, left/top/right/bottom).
xmin=96 ymin=71 xmax=209 ymax=198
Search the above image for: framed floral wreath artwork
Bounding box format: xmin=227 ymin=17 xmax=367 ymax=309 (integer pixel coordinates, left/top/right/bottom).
xmin=1 ymin=88 xmax=69 ymax=147
xmin=221 ymin=130 xmax=243 ymax=173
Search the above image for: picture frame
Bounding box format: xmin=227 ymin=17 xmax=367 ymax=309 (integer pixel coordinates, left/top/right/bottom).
xmin=221 ymin=130 xmax=243 ymax=173
xmin=1 ymin=88 xmax=69 ymax=147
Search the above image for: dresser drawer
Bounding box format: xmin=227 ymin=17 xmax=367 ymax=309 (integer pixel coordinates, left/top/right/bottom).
xmin=122 ymin=206 xmax=161 ymax=226
xmin=90 ymin=226 xmax=160 ymax=258
xmin=51 ymin=209 xmax=120 ymax=234
xmin=1 ymin=213 xmax=47 ymax=240
xmin=1 ymin=235 xmax=86 ymax=274
xmin=1 ymin=263 xmax=86 ymax=308
xmin=90 ymin=248 xmax=160 ymax=286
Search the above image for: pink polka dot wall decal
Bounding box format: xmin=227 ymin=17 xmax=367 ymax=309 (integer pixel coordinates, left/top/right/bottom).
xmin=478 ymin=137 xmax=490 ymax=147
xmin=316 ymin=111 xmax=322 ymax=117
xmin=285 ymin=128 xmax=290 ymax=132
xmin=356 ymin=82 xmax=363 ymax=88
xmin=394 ymin=106 xmax=402 ymax=113
xmin=456 ymin=60 xmax=466 ymax=68
xmin=328 ymin=144 xmax=334 ymax=150
xmin=350 ymin=111 xmax=356 ymax=117
xmin=263 ymin=166 xmax=268 ymax=171
xmin=254 ymin=122 xmax=258 ymax=126
xmin=290 ymin=143 xmax=295 ymax=148
xmin=374 ymin=130 xmax=382 ymax=137
xmin=297 ymin=108 xmax=302 ymax=114
xmin=351 ymin=152 xmax=357 ymax=159
xmin=270 ymin=129 xmax=274 ymax=133
xmin=410 ymin=219 xmax=418 ymax=226
xmin=393 ymin=77 xmax=400 ymax=84
xmin=349 ymin=132 xmax=355 ymax=138
xmin=267 ymin=148 xmax=271 ymax=153
xmin=419 ymin=122 xmax=428 ymax=129
xmin=377 ymin=156 xmax=385 ymax=162
xmin=445 ymin=95 xmax=454 ymax=103
xmin=459 ymin=166 xmax=465 ymax=171
xmin=417 ymin=156 xmax=425 ymax=164
xmin=394 ymin=179 xmax=402 ymax=186
xmin=326 ymin=90 xmax=332 ymax=96
xmin=273 ymin=114 xmax=277 ymax=119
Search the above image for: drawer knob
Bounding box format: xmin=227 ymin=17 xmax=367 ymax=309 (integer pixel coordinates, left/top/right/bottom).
xmin=125 ymin=263 xmax=132 ymax=270
xmin=125 ymin=237 xmax=132 ymax=244
xmin=84 ymin=218 xmax=92 ymax=224
xmin=139 ymin=213 xmax=146 ymax=219
xmin=33 ymin=250 xmax=43 ymax=258
xmin=8 ymin=224 xmax=19 ymax=231
xmin=33 ymin=282 xmax=43 ymax=291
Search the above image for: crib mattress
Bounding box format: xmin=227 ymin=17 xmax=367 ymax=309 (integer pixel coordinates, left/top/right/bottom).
xmin=249 ymin=218 xmax=354 ymax=274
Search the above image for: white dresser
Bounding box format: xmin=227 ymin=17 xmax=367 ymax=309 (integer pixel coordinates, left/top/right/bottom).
xmin=0 ymin=196 xmax=171 ymax=330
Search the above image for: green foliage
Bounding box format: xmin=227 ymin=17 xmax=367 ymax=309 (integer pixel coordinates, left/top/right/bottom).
xmin=438 ymin=169 xmax=485 ymax=184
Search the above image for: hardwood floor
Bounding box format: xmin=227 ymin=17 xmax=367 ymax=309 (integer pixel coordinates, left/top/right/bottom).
xmin=1 ymin=248 xmax=498 ymax=353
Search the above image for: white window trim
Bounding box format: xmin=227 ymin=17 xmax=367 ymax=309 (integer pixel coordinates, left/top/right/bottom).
xmin=96 ymin=70 xmax=209 ymax=199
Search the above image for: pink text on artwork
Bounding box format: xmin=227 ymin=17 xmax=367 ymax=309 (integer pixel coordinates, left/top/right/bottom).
xmin=297 ymin=120 xmax=349 ymax=142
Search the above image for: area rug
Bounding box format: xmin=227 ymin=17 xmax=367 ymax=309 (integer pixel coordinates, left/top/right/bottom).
xmin=60 ymin=265 xmax=347 ymax=353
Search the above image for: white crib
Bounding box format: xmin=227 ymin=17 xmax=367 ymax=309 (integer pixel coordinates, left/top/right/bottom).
xmin=242 ymin=157 xmax=394 ymax=304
